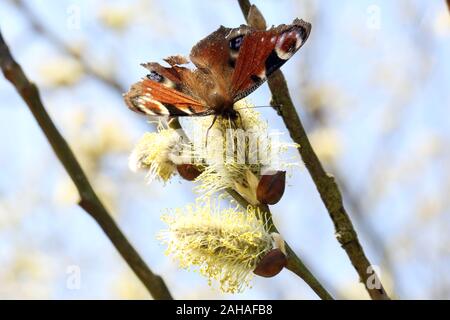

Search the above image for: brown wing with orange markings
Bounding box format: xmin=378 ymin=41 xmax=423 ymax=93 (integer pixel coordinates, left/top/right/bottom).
xmin=231 ymin=19 xmax=311 ymax=102
xmin=124 ymin=79 xmax=211 ymax=116
xmin=124 ymin=60 xmax=213 ymax=117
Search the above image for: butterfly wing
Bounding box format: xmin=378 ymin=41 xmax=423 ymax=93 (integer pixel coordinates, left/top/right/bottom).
xmin=124 ymin=79 xmax=212 ymax=116
xmin=188 ymin=25 xmax=259 ymax=112
xmin=231 ymin=19 xmax=311 ymax=102
xmin=125 ymin=19 xmax=311 ymax=117
xmin=189 ymin=19 xmax=311 ymax=104
xmin=189 ymin=25 xmax=252 ymax=90
xmin=124 ymin=61 xmax=213 ymax=116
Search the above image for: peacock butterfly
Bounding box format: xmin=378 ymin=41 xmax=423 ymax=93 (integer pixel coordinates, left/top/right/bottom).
xmin=124 ymin=19 xmax=311 ymax=120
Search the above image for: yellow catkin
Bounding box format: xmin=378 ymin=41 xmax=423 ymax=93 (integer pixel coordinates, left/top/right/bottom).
xmin=158 ymin=199 xmax=273 ymax=293
xmin=191 ymin=101 xmax=298 ymax=202
xmin=129 ymin=129 xmax=184 ymax=182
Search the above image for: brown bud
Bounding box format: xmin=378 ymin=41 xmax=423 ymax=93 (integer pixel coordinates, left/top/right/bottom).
xmin=177 ymin=164 xmax=201 ymax=181
xmin=256 ymin=171 xmax=286 ymax=205
xmin=253 ymin=249 xmax=287 ymax=278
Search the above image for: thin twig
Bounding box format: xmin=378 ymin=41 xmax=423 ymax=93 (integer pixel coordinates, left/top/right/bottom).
xmin=238 ymin=0 xmax=390 ymax=300
xmin=0 ymin=30 xmax=173 ymax=300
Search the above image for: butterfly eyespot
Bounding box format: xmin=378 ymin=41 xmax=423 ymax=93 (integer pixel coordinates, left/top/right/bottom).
xmin=146 ymin=71 xmax=164 ymax=82
xmin=285 ymin=40 xmax=296 ymax=52
xmin=229 ymin=35 xmax=244 ymax=51
xmin=275 ymin=29 xmax=303 ymax=60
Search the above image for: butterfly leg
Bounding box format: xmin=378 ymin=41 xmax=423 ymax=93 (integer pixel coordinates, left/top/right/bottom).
xmin=204 ymin=114 xmax=218 ymax=148
xmin=234 ymin=110 xmax=243 ymax=129
xmin=220 ymin=107 xmax=240 ymax=129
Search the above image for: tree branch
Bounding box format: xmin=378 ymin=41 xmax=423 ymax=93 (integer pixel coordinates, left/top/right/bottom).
xmin=0 ymin=30 xmax=172 ymax=300
xmin=237 ymin=0 xmax=390 ymax=300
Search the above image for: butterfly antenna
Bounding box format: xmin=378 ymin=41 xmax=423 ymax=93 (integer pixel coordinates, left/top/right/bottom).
xmin=234 ymin=105 xmax=281 ymax=111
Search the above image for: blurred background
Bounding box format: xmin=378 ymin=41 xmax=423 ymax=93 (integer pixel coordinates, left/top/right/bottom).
xmin=0 ymin=0 xmax=449 ymax=299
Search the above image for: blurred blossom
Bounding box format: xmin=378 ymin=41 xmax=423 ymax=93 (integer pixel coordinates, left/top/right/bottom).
xmin=337 ymin=275 xmax=389 ymax=300
xmin=433 ymin=9 xmax=450 ymax=37
xmin=80 ymin=118 xmax=131 ymax=168
xmin=309 ymin=127 xmax=342 ymax=164
xmin=337 ymin=281 xmax=370 ymax=300
xmin=53 ymin=179 xmax=79 ymax=205
xmin=417 ymin=196 xmax=444 ymax=222
xmin=53 ymin=174 xmax=116 ymax=214
xmin=98 ymin=6 xmax=133 ymax=31
xmin=302 ymin=84 xmax=348 ymax=117
xmin=38 ymin=57 xmax=83 ymax=87
xmin=112 ymin=271 xmax=149 ymax=299
xmin=53 ymin=112 xmax=132 ymax=212
xmin=337 ymin=270 xmax=395 ymax=300
xmin=158 ymin=199 xmax=274 ymax=293
xmin=73 ymin=117 xmax=132 ymax=173
xmin=0 ymin=252 xmax=55 ymax=299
